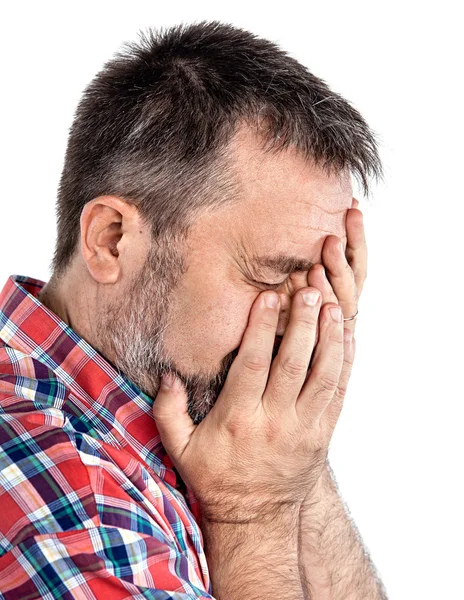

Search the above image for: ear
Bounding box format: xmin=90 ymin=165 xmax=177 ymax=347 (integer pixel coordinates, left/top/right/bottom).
xmin=79 ymin=196 xmax=142 ymax=284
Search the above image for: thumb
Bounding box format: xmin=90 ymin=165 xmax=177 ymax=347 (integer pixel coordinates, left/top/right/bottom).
xmin=152 ymin=373 xmax=196 ymax=464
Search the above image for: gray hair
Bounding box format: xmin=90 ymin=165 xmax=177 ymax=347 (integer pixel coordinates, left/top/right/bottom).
xmin=51 ymin=20 xmax=383 ymax=280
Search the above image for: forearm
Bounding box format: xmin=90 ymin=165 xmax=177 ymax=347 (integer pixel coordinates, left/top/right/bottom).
xmin=201 ymin=505 xmax=306 ymax=600
xmin=299 ymin=461 xmax=388 ymax=599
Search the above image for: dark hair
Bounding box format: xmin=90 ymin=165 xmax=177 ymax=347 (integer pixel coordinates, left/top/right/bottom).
xmin=51 ymin=20 xmax=383 ymax=280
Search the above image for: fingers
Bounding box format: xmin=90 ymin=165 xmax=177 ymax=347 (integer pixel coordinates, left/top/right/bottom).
xmin=324 ymin=328 xmax=356 ymax=428
xmin=264 ymin=287 xmax=321 ymax=413
xmin=321 ymin=236 xmax=359 ymax=332
xmin=306 ymin=265 xmax=338 ymax=348
xmin=220 ymin=291 xmax=280 ymax=416
xmin=345 ymin=207 xmax=367 ymax=294
xmin=306 ymin=264 xmax=338 ymax=305
xmin=297 ymin=302 xmax=345 ymax=422
xmin=153 ymin=374 xmax=196 ymax=462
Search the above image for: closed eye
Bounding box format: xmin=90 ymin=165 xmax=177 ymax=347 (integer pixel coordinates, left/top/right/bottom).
xmin=253 ymin=279 xmax=286 ymax=290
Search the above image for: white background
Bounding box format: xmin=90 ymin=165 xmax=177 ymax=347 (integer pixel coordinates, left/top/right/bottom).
xmin=1 ymin=2 xmax=462 ymax=598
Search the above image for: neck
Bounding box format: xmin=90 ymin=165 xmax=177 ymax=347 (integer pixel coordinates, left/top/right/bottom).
xmin=38 ymin=272 xmax=93 ymax=346
xmin=38 ymin=277 xmax=70 ymax=324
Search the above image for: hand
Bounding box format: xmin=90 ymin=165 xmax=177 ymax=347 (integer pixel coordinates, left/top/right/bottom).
xmin=286 ymin=197 xmax=365 ymax=508
xmin=153 ymin=284 xmax=354 ymax=525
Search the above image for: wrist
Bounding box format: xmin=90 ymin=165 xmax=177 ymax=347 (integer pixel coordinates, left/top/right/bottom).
xmin=200 ymin=498 xmax=301 ymax=527
xmin=301 ymin=461 xmax=332 ymax=509
xmin=202 ymin=501 xmax=304 ymax=599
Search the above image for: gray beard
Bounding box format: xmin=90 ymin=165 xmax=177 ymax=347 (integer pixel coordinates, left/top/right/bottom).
xmin=93 ymin=241 xmax=241 ymax=424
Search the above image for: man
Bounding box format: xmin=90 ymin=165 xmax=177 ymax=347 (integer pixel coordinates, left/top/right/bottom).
xmin=0 ymin=21 xmax=388 ymax=599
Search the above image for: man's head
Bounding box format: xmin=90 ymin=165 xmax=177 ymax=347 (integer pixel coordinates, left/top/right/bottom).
xmin=42 ymin=21 xmax=382 ymax=424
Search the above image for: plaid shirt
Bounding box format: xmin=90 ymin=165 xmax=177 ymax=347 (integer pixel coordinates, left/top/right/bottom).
xmin=0 ymin=274 xmax=214 ymax=599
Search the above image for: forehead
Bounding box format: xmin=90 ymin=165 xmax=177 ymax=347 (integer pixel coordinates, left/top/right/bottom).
xmin=226 ymin=125 xmax=353 ymax=269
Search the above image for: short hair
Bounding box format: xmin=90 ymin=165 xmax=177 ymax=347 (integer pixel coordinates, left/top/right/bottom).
xmin=51 ymin=20 xmax=383 ymax=279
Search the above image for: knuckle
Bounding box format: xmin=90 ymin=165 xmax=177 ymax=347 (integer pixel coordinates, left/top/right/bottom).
xmin=324 ymin=327 xmax=344 ymax=347
xmin=343 ymin=350 xmax=355 ymax=368
xmin=298 ymin=313 xmax=319 ymax=328
xmin=258 ymin=320 xmax=278 ymax=335
xmin=312 ymin=369 xmax=339 ymax=393
xmin=331 ymin=332 xmax=345 ymax=347
xmin=280 ymin=355 xmax=308 ymax=378
xmin=336 ymin=379 xmax=348 ymax=398
xmin=241 ymin=350 xmax=271 ymax=373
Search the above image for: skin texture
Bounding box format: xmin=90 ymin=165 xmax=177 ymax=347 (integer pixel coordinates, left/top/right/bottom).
xmin=38 ymin=125 xmax=360 ymax=425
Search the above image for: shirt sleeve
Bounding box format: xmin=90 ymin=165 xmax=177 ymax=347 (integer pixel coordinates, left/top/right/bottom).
xmin=0 ymin=526 xmax=216 ymax=599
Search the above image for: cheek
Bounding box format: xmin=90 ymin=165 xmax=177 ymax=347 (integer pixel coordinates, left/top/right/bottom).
xmin=169 ymin=287 xmax=257 ymax=372
xmin=203 ymin=293 xmax=257 ymax=356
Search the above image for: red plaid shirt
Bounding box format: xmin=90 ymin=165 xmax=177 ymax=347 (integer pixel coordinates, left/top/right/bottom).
xmin=0 ymin=274 xmax=213 ymax=599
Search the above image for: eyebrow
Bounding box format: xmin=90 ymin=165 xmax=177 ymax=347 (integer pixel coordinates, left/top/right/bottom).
xmin=249 ymin=253 xmax=316 ymax=275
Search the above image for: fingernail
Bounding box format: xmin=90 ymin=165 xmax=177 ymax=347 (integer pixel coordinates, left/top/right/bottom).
xmin=265 ymin=292 xmax=279 ymax=308
xmin=330 ymin=307 xmax=342 ymax=322
xmin=162 ymin=373 xmax=175 ymax=389
xmin=302 ymin=290 xmax=320 ymax=306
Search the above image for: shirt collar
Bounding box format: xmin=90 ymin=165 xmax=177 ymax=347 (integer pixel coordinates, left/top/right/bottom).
xmin=0 ymin=274 xmax=179 ymax=488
